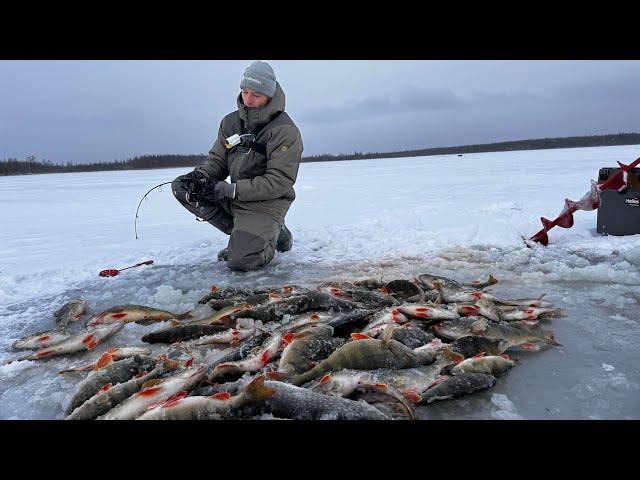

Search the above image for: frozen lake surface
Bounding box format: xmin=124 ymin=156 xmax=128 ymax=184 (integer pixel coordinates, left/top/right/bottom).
xmin=1 ymin=144 xmax=639 ymax=419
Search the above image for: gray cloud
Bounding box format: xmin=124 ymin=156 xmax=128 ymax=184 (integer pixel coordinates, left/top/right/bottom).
xmin=552 ymin=73 xmax=640 ymax=106
xmin=299 ymin=87 xmax=550 ymax=126
xmin=300 ymin=87 xmax=465 ymax=124
xmin=1 ymin=60 xmax=639 ymax=162
xmin=298 ymin=75 xmax=640 ymax=156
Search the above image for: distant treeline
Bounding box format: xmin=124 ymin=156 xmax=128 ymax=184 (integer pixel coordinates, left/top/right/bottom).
xmin=2 ymin=133 xmax=640 ymax=176
xmin=304 ymin=132 xmax=640 ymax=163
xmin=0 ymin=155 xmax=205 ymax=176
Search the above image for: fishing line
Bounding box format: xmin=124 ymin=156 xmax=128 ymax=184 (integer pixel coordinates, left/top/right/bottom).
xmin=134 ymin=181 xmax=172 ymax=239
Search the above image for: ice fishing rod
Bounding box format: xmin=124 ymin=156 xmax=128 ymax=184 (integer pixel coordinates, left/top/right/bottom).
xmin=99 ymin=260 xmax=154 ymax=277
xmin=134 ymin=181 xmax=173 ymax=240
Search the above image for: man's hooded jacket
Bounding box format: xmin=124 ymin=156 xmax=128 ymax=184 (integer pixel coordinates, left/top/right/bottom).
xmin=195 ymin=81 xmax=303 ymax=204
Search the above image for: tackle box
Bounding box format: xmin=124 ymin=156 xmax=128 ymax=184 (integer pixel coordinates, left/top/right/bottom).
xmin=596 ymin=167 xmax=640 ymax=236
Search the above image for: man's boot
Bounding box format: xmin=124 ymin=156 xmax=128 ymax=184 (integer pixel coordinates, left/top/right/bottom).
xmin=276 ymin=223 xmax=293 ymax=252
xmin=217 ymin=247 xmax=229 ymax=262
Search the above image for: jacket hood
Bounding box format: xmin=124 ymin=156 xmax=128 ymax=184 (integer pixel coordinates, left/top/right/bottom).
xmin=237 ymin=81 xmax=285 ymax=131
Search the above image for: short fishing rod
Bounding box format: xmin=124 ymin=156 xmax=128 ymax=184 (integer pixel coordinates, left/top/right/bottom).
xmin=134 ymin=181 xmax=172 ymax=239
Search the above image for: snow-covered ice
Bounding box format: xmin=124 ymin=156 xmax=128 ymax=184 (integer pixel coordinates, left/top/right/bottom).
xmin=1 ymin=144 xmax=640 ymax=419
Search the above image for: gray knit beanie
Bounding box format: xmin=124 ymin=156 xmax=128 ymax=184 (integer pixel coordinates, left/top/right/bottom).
xmin=240 ymin=61 xmax=277 ymax=98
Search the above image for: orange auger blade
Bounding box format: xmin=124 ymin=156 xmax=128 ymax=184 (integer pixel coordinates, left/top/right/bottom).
xmin=529 ymin=156 xmax=640 ymax=246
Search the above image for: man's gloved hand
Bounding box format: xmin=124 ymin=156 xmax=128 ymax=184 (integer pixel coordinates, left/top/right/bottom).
xmin=182 ymin=170 xmax=218 ymax=204
xmin=212 ymin=181 xmax=236 ymax=202
xmin=180 ymin=170 xmax=209 ymax=190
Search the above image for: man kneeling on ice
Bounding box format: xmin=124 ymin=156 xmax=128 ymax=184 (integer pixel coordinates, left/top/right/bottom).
xmin=172 ymin=61 xmax=303 ymax=271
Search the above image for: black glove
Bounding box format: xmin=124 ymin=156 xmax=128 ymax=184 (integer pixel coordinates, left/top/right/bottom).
xmin=180 ymin=170 xmax=209 ymax=191
xmin=212 ymin=181 xmax=236 ymax=202
xmin=182 ymin=170 xmax=217 ymax=204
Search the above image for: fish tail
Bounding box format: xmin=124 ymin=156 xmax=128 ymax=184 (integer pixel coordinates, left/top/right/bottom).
xmin=176 ymin=310 xmax=194 ymax=321
xmin=544 ymin=332 xmax=562 ymax=346
xmin=265 ymin=371 xmax=291 ymax=382
xmin=441 ymin=347 xmax=464 ymax=364
xmin=291 ymin=363 xmax=325 ymax=386
xmin=11 ymin=354 xmax=33 ymax=363
xmin=162 ymin=358 xmax=181 ymax=371
xmin=58 ymin=368 xmax=81 ymax=374
xmin=432 ymin=281 xmax=444 ymax=304
xmin=412 ymin=277 xmax=426 ymax=303
xmin=244 ymin=375 xmax=276 ymax=402
xmin=402 ymin=389 xmax=423 ymax=404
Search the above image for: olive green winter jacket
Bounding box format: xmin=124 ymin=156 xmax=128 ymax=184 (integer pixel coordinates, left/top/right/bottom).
xmin=195 ymin=81 xmax=303 ymax=203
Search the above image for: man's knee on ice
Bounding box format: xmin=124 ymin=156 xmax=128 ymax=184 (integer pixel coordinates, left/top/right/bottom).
xmin=227 ymin=230 xmax=275 ymax=271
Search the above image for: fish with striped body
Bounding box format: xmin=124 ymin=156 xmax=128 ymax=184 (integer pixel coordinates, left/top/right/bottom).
xmin=19 ymin=324 xmax=124 ymax=361
xmin=86 ymin=305 xmax=192 ymax=327
xmin=98 ymin=364 xmax=207 ymax=420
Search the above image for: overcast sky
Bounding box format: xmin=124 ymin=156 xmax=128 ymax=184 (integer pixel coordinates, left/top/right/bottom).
xmin=1 ymin=60 xmax=639 ymax=164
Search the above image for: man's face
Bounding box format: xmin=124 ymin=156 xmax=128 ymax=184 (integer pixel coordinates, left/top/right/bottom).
xmin=241 ymin=88 xmax=270 ymax=108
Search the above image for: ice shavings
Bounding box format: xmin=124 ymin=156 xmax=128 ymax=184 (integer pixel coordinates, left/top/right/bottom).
xmin=0 ymin=360 xmax=37 ymax=379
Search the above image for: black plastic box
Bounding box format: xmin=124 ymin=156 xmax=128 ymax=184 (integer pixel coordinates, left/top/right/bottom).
xmin=596 ymin=167 xmax=640 ymax=236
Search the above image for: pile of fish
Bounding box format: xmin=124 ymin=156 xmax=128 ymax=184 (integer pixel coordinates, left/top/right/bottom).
xmin=8 ymin=273 xmax=563 ymax=420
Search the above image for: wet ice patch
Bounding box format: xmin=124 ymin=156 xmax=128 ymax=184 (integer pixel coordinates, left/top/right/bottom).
xmin=606 ymin=372 xmax=639 ymax=392
xmin=490 ymin=393 xmax=523 ymax=420
xmin=571 ymin=372 xmax=639 ymax=402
